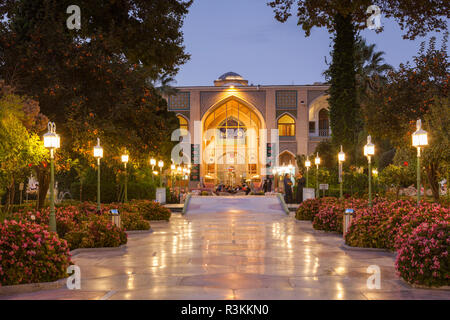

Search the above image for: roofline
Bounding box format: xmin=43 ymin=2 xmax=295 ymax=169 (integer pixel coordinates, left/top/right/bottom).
xmin=173 ymin=84 xmax=330 ymax=90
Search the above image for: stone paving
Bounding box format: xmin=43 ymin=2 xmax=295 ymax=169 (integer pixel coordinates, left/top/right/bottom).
xmin=2 ymin=196 xmax=449 ymax=300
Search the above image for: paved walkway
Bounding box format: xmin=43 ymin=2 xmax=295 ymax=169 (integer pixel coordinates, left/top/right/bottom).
xmin=2 ymin=197 xmax=449 ymax=300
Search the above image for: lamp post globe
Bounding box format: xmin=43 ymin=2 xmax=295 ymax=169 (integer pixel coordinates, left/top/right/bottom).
xmin=338 ymin=145 xmax=345 ymax=198
xmin=314 ymin=153 xmax=320 ymax=198
xmin=43 ymin=122 xmax=60 ymax=232
xmin=121 ymin=153 xmax=129 ymax=203
xmin=158 ymin=160 xmax=164 ymax=187
xmin=412 ymin=119 xmax=428 ymax=205
xmin=305 ymin=157 xmax=311 ymax=188
xmin=93 ymin=138 xmax=103 ymax=211
xmin=364 ymin=135 xmax=375 ymax=207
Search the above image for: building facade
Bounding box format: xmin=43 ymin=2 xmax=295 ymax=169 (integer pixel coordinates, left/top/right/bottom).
xmin=167 ymin=72 xmax=330 ymax=187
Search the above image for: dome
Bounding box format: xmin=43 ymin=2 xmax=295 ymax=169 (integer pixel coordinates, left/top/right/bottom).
xmin=214 ymin=72 xmax=248 ymax=87
xmin=218 ymin=72 xmax=244 ymax=81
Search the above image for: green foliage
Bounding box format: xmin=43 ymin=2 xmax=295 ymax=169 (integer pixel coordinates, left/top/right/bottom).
xmin=0 ymin=82 xmax=47 ymax=208
xmin=379 ymin=164 xmax=415 ymax=197
xmin=328 ymin=13 xmax=361 ymax=154
xmin=268 ymin=1 xmax=448 ymax=40
xmin=131 ymin=200 xmax=171 ymax=221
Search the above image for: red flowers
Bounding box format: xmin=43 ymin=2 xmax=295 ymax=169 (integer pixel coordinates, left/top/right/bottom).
xmin=403 ymin=161 xmax=409 ymax=167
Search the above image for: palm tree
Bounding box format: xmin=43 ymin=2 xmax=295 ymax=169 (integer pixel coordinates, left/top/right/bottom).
xmin=355 ymin=37 xmax=393 ymax=94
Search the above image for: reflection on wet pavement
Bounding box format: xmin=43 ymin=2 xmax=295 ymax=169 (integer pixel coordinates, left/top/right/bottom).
xmin=2 ymin=198 xmax=449 ymax=300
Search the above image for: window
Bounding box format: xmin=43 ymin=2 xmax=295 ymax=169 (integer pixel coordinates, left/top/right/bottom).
xmin=177 ymin=115 xmax=189 ymax=132
xmin=309 ymin=121 xmax=315 ymax=133
xmin=278 ymin=114 xmax=295 ymax=136
xmin=168 ymin=92 xmax=190 ymax=110
xmin=276 ymin=91 xmax=297 ymax=109
xmin=318 ymin=109 xmax=329 ymax=136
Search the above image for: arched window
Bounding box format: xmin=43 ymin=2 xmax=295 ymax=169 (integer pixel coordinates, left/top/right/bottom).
xmin=318 ymin=109 xmax=329 ymax=136
xmin=177 ymin=115 xmax=189 ymax=131
xmin=278 ymin=114 xmax=295 ymax=137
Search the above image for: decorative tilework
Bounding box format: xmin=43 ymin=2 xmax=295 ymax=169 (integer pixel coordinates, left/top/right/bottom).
xmin=276 ymin=90 xmax=297 ymax=109
xmin=168 ymin=92 xmax=190 ymax=110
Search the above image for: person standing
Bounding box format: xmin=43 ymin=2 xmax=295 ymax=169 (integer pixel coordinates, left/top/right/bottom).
xmin=283 ymin=173 xmax=293 ymax=204
xmin=296 ymin=173 xmax=306 ymax=203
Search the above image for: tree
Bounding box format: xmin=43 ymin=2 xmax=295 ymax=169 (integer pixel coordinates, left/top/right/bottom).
xmin=0 ymin=81 xmax=47 ymax=211
xmin=363 ymin=37 xmax=449 ymax=146
xmin=354 ymin=37 xmax=392 ymax=95
xmin=268 ymin=0 xmax=448 ymax=162
xmin=422 ymin=97 xmax=450 ymax=200
xmin=0 ymin=0 xmax=189 ymax=207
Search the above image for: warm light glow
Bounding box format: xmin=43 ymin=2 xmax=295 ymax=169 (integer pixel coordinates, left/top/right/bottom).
xmin=305 ymin=158 xmax=311 ymax=168
xmin=171 ymin=164 xmax=176 ymax=170
xmin=177 ymin=166 xmax=182 ymax=173
xmin=338 ymin=145 xmax=345 ymax=162
xmin=150 ymin=158 xmax=156 ymax=166
xmin=364 ymin=135 xmax=375 ymax=157
xmin=153 ymin=171 xmax=159 ymax=175
xmin=372 ymin=169 xmax=378 ymax=176
xmin=315 ymin=153 xmax=320 ymax=165
xmin=412 ymin=119 xmax=428 ymax=147
xmin=158 ymin=160 xmax=164 ymax=168
xmin=93 ymin=138 xmax=103 ymax=158
xmin=121 ymin=154 xmax=129 ymax=163
xmin=43 ymin=122 xmax=60 ymax=149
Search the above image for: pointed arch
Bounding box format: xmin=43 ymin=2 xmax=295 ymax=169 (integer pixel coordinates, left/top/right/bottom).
xmin=277 ymin=113 xmax=296 ymax=136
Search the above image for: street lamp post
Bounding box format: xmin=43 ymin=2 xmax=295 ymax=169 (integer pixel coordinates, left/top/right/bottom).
xmin=412 ymin=119 xmax=428 ymax=205
xmin=43 ymin=122 xmax=60 ymax=232
xmin=171 ymin=163 xmax=176 ymax=190
xmin=315 ymin=153 xmax=320 ymax=198
xmin=305 ymin=157 xmax=311 ymax=188
xmin=338 ymin=146 xmax=345 ymax=199
xmin=158 ymin=160 xmax=164 ymax=188
xmin=121 ymin=153 xmax=129 ymax=203
xmin=364 ymin=135 xmax=375 ymax=207
xmin=93 ymin=138 xmax=103 ymax=212
xmin=177 ymin=165 xmax=182 ymax=202
xmin=150 ymin=158 xmax=156 ymax=183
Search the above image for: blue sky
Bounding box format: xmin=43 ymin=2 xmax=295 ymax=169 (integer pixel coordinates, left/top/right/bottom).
xmin=174 ymin=0 xmax=448 ymax=86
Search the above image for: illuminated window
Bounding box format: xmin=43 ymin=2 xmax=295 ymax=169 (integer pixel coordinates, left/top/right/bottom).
xmin=177 ymin=115 xmax=188 ymax=132
xmin=278 ymin=114 xmax=295 ymax=136
xmin=318 ymin=109 xmax=329 ymax=136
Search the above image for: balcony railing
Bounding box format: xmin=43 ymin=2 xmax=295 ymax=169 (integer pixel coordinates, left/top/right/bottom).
xmin=319 ymin=129 xmax=330 ymax=137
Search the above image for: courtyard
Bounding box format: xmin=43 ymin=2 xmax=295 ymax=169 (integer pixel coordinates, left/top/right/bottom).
xmin=2 ymin=197 xmax=448 ymax=300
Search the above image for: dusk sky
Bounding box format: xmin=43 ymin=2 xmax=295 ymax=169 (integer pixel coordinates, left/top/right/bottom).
xmin=174 ymin=0 xmax=448 ymax=87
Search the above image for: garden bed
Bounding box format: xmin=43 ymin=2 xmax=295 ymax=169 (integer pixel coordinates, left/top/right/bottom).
xmin=295 ymin=197 xmax=450 ymax=288
xmin=0 ymin=199 xmax=170 ymax=286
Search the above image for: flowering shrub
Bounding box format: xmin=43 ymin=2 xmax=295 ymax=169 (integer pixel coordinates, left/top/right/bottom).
xmin=312 ymin=197 xmax=367 ymax=234
xmin=395 ymin=221 xmax=450 ymax=287
xmin=0 ymin=220 xmax=71 ymax=286
xmin=345 ymin=199 xmax=414 ymax=249
xmin=11 ymin=207 xmax=80 ymax=238
xmin=313 ymin=199 xmax=344 ymax=233
xmin=64 ymin=215 xmax=127 ymax=250
xmin=132 ymin=200 xmax=171 ymax=221
xmin=296 ymin=198 xmax=321 ymax=221
xmin=120 ymin=212 xmax=150 ymax=231
xmin=393 ymin=203 xmax=449 ymax=251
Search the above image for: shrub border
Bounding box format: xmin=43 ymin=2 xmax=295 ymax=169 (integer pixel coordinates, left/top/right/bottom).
xmin=0 ymin=278 xmax=67 ymax=296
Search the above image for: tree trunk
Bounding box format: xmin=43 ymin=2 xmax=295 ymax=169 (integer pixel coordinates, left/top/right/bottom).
xmin=80 ymin=179 xmax=83 ymax=202
xmin=328 ymin=13 xmax=362 ymax=165
xmin=425 ymin=162 xmax=440 ymax=201
xmin=4 ymin=177 xmax=15 ymax=212
xmin=35 ymin=163 xmax=50 ymax=209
